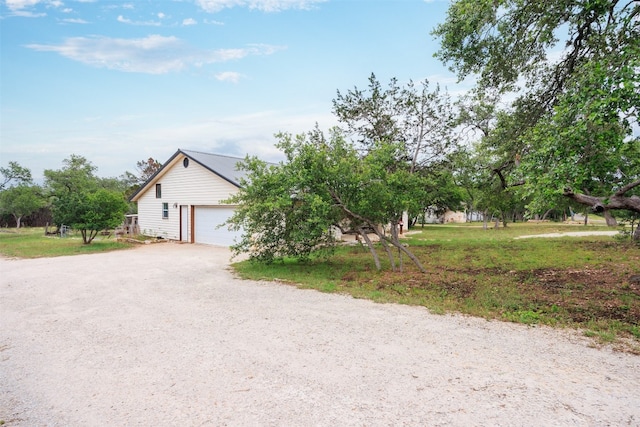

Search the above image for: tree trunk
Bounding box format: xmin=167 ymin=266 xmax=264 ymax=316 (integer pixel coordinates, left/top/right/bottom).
xmin=389 ymin=224 xmax=404 ymax=273
xmin=380 ymin=232 xmax=427 ymax=273
xmin=633 ymin=223 xmax=640 ymax=242
xmin=357 ymin=227 xmax=381 ymax=271
xmin=371 ymin=226 xmax=396 ymax=271
xmin=13 ymin=214 xmax=22 ymax=229
xmin=392 ymin=239 xmax=426 ymax=273
xmin=603 ymin=210 xmax=618 ymax=227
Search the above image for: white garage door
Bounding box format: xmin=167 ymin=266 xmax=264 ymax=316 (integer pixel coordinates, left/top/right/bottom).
xmin=194 ymin=207 xmax=242 ymax=247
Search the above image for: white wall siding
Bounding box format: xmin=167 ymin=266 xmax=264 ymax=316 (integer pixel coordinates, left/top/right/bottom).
xmin=136 ymin=156 xmax=240 ymax=240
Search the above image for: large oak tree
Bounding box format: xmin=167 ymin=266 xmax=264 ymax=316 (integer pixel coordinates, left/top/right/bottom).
xmin=433 ymin=0 xmax=640 ymax=232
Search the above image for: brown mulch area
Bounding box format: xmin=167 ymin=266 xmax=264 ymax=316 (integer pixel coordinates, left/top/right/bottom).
xmin=517 ymin=267 xmax=640 ymax=323
xmin=346 ymin=256 xmax=640 ymax=326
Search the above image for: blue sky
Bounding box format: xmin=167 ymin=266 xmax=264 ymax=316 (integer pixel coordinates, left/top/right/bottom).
xmin=1 ymin=0 xmax=466 ymax=181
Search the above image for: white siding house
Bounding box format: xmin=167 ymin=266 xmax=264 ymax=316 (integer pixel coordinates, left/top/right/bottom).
xmin=130 ymin=149 xmax=248 ymax=246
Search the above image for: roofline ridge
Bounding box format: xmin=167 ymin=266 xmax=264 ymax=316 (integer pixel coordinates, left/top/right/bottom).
xmin=180 ymin=149 xmax=246 ymax=161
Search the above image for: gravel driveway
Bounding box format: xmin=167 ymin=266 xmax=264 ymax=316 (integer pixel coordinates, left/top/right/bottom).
xmin=1 ymin=243 xmax=638 ymax=426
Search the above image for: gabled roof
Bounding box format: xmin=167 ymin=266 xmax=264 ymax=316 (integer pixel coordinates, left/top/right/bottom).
xmin=129 ymin=149 xmax=249 ymax=202
xmin=181 ymin=149 xmax=249 ymax=187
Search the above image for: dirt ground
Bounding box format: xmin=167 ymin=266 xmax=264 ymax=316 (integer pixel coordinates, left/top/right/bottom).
xmin=1 ymin=243 xmax=639 ymax=426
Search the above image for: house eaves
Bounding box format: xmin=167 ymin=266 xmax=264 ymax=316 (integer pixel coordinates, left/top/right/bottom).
xmin=128 ymin=149 xmax=249 ymax=202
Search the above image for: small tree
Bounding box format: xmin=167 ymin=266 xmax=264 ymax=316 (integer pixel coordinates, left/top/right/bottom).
xmin=0 ymin=185 xmax=45 ymax=228
xmin=226 ymin=127 xmax=429 ymax=272
xmin=52 ymin=189 xmax=128 ymax=244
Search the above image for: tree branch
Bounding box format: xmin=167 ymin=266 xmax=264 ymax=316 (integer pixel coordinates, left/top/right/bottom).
xmin=614 ymin=178 xmax=640 ymax=196
xmin=564 ymin=187 xmax=640 ymax=214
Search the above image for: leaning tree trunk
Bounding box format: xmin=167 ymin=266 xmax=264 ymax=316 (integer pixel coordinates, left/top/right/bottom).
xmin=603 ymin=210 xmax=618 ymax=227
xmin=375 ymin=229 xmax=397 ymax=272
xmin=389 ymin=223 xmax=404 ymax=273
xmin=357 ymin=226 xmax=381 ymax=271
xmin=379 ymin=230 xmax=427 ymax=273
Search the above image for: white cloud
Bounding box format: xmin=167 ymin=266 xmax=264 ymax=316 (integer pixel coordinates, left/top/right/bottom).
xmin=157 ymin=12 xmax=166 ymax=19
xmin=182 ymin=17 xmax=197 ymax=26
xmin=117 ymin=15 xmax=162 ymax=26
xmin=196 ymin=0 xmax=327 ymax=13
xmin=5 ymin=0 xmax=41 ymax=10
xmin=203 ymin=18 xmax=224 ymax=25
xmin=6 ymin=10 xmax=46 ymax=17
xmin=61 ymin=18 xmax=89 ymax=24
xmin=25 ymin=35 xmax=285 ymax=74
xmin=215 ymin=71 xmax=242 ymax=83
xmin=4 ymin=0 xmax=64 ymax=11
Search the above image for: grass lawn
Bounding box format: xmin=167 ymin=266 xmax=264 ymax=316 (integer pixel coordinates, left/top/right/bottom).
xmin=232 ymin=222 xmax=640 ymax=352
xmin=0 ymin=227 xmax=135 ymax=258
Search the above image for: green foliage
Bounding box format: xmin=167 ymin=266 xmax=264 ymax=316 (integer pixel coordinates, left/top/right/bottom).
xmin=225 ymin=127 xmax=431 ymax=270
xmin=52 ymin=189 xmax=128 ymax=244
xmin=0 ymin=161 xmax=32 ymax=190
xmin=44 ymin=154 xmax=100 ymax=196
xmin=520 ymin=55 xmax=640 ymax=213
xmin=433 ymin=0 xmax=637 ymax=99
xmin=332 ymin=73 xmax=455 ymax=172
xmin=435 ymin=0 xmax=640 ymax=216
xmin=42 ymin=155 xmax=133 ymax=243
xmin=224 ymin=149 xmax=338 ymax=263
xmin=0 ymin=185 xmax=46 ymax=228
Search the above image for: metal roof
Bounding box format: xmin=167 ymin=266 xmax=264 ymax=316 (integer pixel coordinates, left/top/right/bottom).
xmin=180 ymin=149 xmax=248 ymax=187
xmin=128 ymin=149 xmax=251 ymax=202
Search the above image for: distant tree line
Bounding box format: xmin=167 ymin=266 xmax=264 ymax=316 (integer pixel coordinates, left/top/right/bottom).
xmin=0 ymin=156 xmax=162 ymax=244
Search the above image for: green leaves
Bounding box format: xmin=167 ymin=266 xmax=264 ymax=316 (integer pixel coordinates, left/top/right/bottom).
xmin=0 ymin=161 xmax=33 ymax=190
xmin=52 ymin=189 xmax=128 ymax=244
xmin=332 ymin=73 xmax=455 ymax=173
xmin=225 ymin=127 xmax=432 ymax=270
xmin=438 ymin=0 xmax=640 ymax=216
xmin=44 ymin=154 xmax=100 ymax=196
xmin=0 ymin=184 xmax=45 ymax=228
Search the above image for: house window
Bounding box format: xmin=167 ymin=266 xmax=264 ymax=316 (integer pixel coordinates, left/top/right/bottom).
xmin=162 ymin=203 xmax=169 ymax=219
xmin=183 ymin=158 xmax=189 ymax=168
xmin=155 ymin=183 xmax=162 ymax=198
